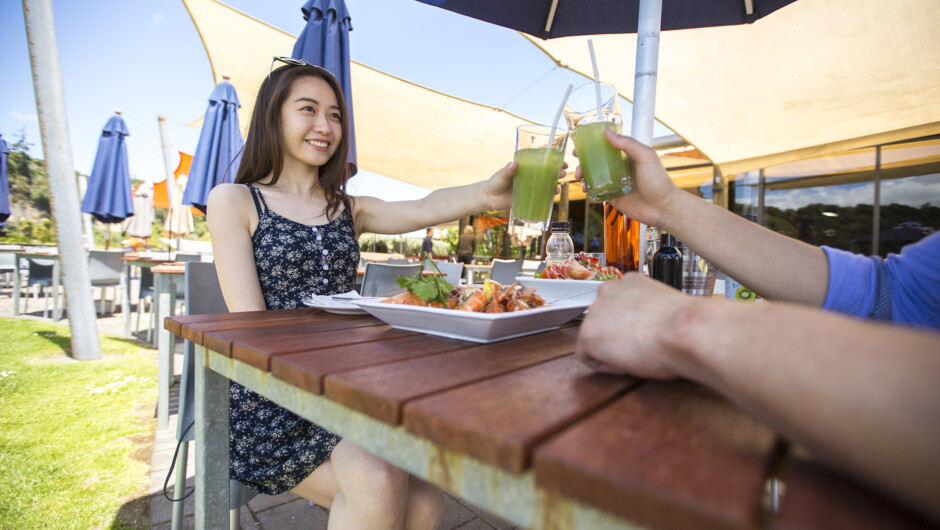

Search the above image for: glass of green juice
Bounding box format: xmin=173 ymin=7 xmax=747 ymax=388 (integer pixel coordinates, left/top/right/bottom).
xmin=510 ymin=124 xmax=568 ymax=232
xmin=564 ymin=82 xmax=632 ymax=201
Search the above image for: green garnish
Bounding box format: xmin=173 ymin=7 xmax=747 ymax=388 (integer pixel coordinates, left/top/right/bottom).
xmin=395 ymin=257 xmax=454 ymax=305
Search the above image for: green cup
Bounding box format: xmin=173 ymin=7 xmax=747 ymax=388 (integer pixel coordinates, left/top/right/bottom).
xmin=564 ymin=82 xmax=632 ymax=201
xmin=510 ymin=124 xmax=567 ymax=232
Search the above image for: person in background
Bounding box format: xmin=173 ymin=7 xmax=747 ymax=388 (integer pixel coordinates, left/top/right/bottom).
xmin=573 ymin=129 xmax=940 ymax=523
xmin=421 ymin=228 xmax=433 ymax=259
xmin=457 ymin=225 xmax=476 ymax=265
xmin=207 ymin=57 xmax=538 ymax=528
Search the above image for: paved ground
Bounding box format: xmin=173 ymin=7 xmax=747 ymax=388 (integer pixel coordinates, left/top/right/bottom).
xmin=0 ymin=280 xmax=519 ymax=529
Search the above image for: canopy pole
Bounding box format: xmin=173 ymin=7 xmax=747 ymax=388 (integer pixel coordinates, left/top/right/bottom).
xmin=872 ymin=145 xmax=882 ymax=256
xmin=631 ymin=0 xmax=663 ymax=273
xmin=23 ymin=0 xmax=101 ymax=359
xmin=158 ymin=116 xmax=175 ymax=258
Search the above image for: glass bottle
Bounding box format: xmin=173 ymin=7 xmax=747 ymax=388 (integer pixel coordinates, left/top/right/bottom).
xmin=545 ymin=221 xmax=575 ymax=266
xmin=652 ymin=232 xmax=682 ymax=290
xmin=604 ymin=204 xmax=640 ymax=272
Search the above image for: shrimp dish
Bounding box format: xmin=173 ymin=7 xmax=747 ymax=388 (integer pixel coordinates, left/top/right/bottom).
xmin=382 ymin=279 xmax=547 ymax=313
xmin=538 ymin=252 xmax=624 ymax=281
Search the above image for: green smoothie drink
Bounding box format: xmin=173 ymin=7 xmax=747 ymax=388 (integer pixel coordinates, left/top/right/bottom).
xmin=563 ymin=82 xmax=632 ymax=201
xmin=511 ymin=148 xmax=564 ymax=228
xmin=570 ymin=121 xmax=631 ymax=201
xmin=510 ymin=124 xmax=568 ymax=231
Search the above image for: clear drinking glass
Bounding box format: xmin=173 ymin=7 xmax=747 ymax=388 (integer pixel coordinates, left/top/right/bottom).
xmin=564 ymin=82 xmax=632 ymax=201
xmin=510 ymin=124 xmax=568 ymax=232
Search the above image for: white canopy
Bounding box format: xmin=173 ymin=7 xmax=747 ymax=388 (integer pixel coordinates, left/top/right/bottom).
xmin=183 ymin=0 xmax=533 ymax=190
xmin=526 ymin=0 xmax=940 ymax=176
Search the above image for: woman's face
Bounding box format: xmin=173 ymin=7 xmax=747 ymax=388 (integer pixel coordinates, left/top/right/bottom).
xmin=279 ymin=75 xmax=343 ymax=170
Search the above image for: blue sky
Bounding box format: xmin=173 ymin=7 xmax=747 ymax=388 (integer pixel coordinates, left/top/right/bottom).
xmin=2 ymin=0 xmax=669 ymax=202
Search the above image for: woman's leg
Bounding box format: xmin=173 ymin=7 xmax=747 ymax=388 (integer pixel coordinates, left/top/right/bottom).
xmin=290 ymin=440 xmax=444 ymax=529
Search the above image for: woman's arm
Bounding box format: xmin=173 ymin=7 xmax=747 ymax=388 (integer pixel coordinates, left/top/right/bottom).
xmin=591 ymin=130 xmax=829 ymax=305
xmin=206 ymin=184 xmax=267 ymax=312
xmin=352 ymin=161 xmax=518 ymax=237
xmin=575 ymin=274 xmax=940 ymax=521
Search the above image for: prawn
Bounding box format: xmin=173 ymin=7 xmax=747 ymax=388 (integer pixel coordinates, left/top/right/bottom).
xmin=458 ymin=289 xmax=486 ymax=312
xmin=381 ymin=292 xmax=427 ymax=306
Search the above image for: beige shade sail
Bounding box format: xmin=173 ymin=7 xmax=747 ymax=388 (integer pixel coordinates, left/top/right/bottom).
xmin=525 ymin=0 xmax=940 ymax=177
xmin=183 ymin=0 xmax=535 ymax=191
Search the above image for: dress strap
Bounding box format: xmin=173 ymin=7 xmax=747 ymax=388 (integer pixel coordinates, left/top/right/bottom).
xmin=245 ymin=183 xmax=268 ymax=216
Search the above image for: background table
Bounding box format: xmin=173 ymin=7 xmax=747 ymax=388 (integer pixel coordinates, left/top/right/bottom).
xmin=167 ymin=309 xmax=932 ymax=530
xmin=121 ymin=253 xmax=173 ymax=340
xmin=153 ymin=262 xmax=185 ymax=429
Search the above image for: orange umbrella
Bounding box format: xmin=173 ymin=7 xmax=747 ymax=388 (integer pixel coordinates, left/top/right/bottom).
xmin=153 ymin=152 xmax=204 ymax=216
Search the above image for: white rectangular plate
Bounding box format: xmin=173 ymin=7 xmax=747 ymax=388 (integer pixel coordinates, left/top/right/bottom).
xmin=516 ymin=276 xmax=606 ymax=304
xmin=301 ymin=291 xmax=369 ymax=315
xmin=350 ymin=298 xmax=591 ymax=343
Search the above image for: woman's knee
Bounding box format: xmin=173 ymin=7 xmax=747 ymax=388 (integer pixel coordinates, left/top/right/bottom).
xmin=337 ymin=445 xmax=409 ymax=502
xmin=406 ymin=479 xmax=445 ymax=530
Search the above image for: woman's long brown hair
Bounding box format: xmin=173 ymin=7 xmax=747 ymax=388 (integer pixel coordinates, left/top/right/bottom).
xmin=235 ymin=64 xmax=351 ymax=220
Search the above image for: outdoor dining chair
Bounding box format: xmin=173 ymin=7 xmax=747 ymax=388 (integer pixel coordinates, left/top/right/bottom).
xmin=424 ymin=260 xmax=465 ymax=285
xmin=87 ymin=250 xmax=124 ymax=314
xmin=0 ymin=252 xmax=15 ymax=289
xmin=360 ymin=262 xmax=422 ymax=297
xmin=136 ymin=266 xmax=155 ymax=343
xmin=169 ymin=261 xmax=258 ymax=530
xmin=21 ymin=258 xmax=56 ymax=318
xmin=489 ymin=258 xmax=524 ymax=285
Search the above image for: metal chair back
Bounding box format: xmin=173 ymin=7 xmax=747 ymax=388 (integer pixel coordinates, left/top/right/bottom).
xmin=360 ymin=262 xmax=423 ymax=297
xmin=489 ymin=259 xmax=524 ymax=285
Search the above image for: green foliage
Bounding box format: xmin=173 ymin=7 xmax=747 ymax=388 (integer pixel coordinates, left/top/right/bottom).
xmin=0 ymin=318 xmax=157 ymax=529
xmin=396 ymin=259 xmax=454 ymax=304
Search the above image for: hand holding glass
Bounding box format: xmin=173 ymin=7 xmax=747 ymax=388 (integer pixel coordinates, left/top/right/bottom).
xmin=564 ymin=82 xmax=632 ymax=201
xmin=510 ymin=124 xmax=568 ymax=232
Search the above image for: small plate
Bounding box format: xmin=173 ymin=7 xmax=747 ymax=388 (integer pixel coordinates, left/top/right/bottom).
xmin=301 ymin=291 xmax=369 ymax=315
xmin=516 ymin=276 xmax=606 ymax=304
xmin=350 ymin=298 xmax=590 ymax=343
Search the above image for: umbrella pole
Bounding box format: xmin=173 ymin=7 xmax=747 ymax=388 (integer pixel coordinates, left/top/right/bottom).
xmin=631 ymin=0 xmax=663 ymax=273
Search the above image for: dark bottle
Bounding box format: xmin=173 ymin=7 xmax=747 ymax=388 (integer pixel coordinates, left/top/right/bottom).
xmin=652 ymin=232 xmax=682 ymax=290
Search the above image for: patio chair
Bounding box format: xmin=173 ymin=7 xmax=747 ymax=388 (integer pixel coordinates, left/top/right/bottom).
xmin=424 ymin=260 xmax=464 ymax=286
xmin=135 ymin=266 xmax=156 ymax=342
xmin=87 ymin=250 xmax=124 ymax=314
xmin=169 ymin=261 xmax=257 ymax=529
xmin=360 ymin=262 xmax=422 ymax=297
xmin=22 ymin=258 xmax=56 ymax=318
xmin=489 ymin=259 xmax=524 ymax=285
xmin=172 ymin=252 xmax=201 ymax=310
xmin=0 ymin=252 xmax=15 ymax=289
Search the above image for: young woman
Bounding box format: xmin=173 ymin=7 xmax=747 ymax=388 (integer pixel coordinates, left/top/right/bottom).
xmin=206 ymin=58 xmax=531 ymax=528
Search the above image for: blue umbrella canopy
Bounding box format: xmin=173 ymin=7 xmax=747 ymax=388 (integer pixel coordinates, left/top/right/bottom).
xmin=81 ymin=113 xmax=134 ymax=224
xmin=417 ymin=0 xmax=799 ymax=38
xmin=0 ymin=134 xmax=10 ymax=225
xmin=182 ymin=78 xmax=244 ymax=214
xmin=292 ymin=0 xmax=357 ymax=176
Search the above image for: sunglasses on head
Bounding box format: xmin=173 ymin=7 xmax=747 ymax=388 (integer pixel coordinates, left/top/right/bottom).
xmin=268 ymin=56 xmax=337 ymax=80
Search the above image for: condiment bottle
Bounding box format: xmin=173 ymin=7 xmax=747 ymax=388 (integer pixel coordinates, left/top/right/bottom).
xmin=652 ymin=232 xmax=682 ymax=290
xmin=545 ymin=221 xmax=575 ymax=266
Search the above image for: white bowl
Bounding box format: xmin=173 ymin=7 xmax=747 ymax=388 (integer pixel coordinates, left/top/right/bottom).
xmin=516 ymin=276 xmax=605 ymax=304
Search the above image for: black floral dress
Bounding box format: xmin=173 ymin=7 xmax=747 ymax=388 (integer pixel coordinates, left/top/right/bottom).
xmin=229 ymin=183 xmax=360 ymax=495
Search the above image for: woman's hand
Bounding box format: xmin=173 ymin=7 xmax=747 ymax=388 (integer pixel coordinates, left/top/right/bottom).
xmin=574 ymin=129 xmax=681 ymax=227
xmin=575 ymin=273 xmax=700 ymax=380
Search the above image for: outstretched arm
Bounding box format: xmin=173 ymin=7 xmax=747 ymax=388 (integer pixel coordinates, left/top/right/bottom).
xmin=585 ymin=130 xmax=829 ymax=305
xmin=575 ymin=274 xmax=940 ymax=521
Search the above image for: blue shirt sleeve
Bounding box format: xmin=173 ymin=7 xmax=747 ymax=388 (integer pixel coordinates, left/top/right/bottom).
xmin=822 ymin=232 xmax=940 ymax=330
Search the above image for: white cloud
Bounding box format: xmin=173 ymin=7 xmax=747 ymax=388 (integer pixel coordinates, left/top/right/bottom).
xmin=10 ymin=110 xmax=38 ymax=124
xmin=152 ymin=11 xmax=163 ymax=25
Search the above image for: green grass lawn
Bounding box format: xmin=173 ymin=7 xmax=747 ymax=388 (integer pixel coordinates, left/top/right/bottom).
xmin=0 ymin=318 xmax=157 ymax=529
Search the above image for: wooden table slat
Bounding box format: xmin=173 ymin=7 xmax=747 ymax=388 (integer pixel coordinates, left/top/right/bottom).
xmin=203 ymin=315 xmax=382 ymax=358
xmin=272 ymin=333 xmax=476 ymax=395
xmin=404 ymin=355 xmax=641 ymax=473
xmin=772 ymin=450 xmax=933 ymax=530
xmin=167 ymin=308 xmax=317 ymax=338
xmin=534 ymin=381 xmax=778 ymax=530
xmin=232 ymin=323 xmax=415 ymax=370
xmin=323 ymin=325 xmax=581 ymax=425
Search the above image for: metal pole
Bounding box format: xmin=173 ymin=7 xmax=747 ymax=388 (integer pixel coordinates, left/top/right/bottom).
xmin=757 ymin=168 xmax=766 ymax=226
xmin=23 ymin=0 xmax=100 ymax=360
xmin=631 ymin=0 xmax=663 ymax=274
xmin=77 ymin=174 xmax=94 ymax=248
xmin=158 ymin=116 xmax=176 ymax=257
xmin=872 ymin=146 xmax=882 ymax=256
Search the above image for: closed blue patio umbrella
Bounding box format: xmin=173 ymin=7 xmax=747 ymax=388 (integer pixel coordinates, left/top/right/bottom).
xmin=181 ymin=75 xmax=244 ymax=214
xmin=82 ymin=111 xmax=134 ymax=247
xmin=292 ymin=0 xmax=357 ymax=175
xmin=0 ymin=134 xmax=10 ymax=226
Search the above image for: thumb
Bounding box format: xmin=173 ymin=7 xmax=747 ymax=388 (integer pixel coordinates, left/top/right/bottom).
xmin=604 ymin=129 xmax=658 ymax=164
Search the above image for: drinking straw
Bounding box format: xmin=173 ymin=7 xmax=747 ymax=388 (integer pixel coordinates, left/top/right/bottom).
xmin=588 ymin=39 xmax=603 ymax=118
xmin=549 ymin=83 xmax=573 ymax=148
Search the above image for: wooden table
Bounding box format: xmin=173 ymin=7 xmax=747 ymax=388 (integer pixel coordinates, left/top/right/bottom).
xmin=166 ymin=309 xmax=931 ymax=530
xmin=153 ymin=262 xmax=185 ymax=429
xmin=463 ymin=263 xmax=492 ymax=285
xmin=121 ymin=253 xmax=173 ymax=340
